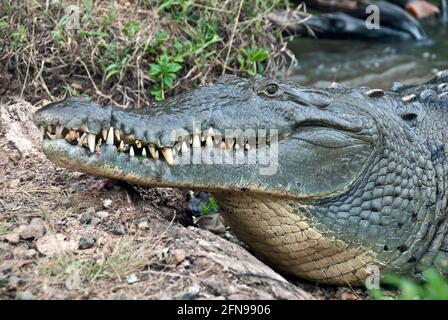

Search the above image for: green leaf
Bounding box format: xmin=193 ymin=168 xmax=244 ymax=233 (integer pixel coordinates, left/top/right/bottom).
xmin=149 ymin=63 xmax=162 ymax=77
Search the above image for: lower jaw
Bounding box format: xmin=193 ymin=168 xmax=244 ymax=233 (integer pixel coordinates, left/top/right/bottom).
xmin=215 ymin=192 xmax=378 ymax=285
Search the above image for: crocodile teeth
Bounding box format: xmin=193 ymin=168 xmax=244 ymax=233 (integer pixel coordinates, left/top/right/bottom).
xmin=114 ymin=129 xmax=121 ymax=141
xmin=181 ymin=141 xmax=189 ymax=153
xmin=219 ymin=141 xmax=226 ymax=149
xmin=55 ymin=125 xmax=63 ymax=139
xmin=39 ymin=126 xmax=45 ymax=141
xmin=129 ymin=146 xmax=135 ymax=157
xmin=119 ymin=140 xmax=125 ymax=151
xmin=173 ymin=142 xmax=182 ymax=152
xmin=135 ymin=140 xmax=142 ymax=148
xmin=227 ymin=139 xmax=235 ymax=149
xmin=193 ymin=135 xmax=201 ymax=148
xmin=87 ymin=133 xmax=96 ymax=153
xmin=78 ymin=133 xmax=87 ymax=147
xmin=245 ymin=143 xmax=251 ymax=151
xmin=65 ymin=130 xmax=77 ymax=142
xmin=142 ymin=148 xmax=147 ymax=157
xmin=161 ymin=148 xmax=174 ymax=165
xmin=106 ymin=127 xmax=114 ymax=145
xmin=80 ymin=124 xmax=89 ymax=133
xmin=206 ymin=136 xmax=213 ymax=148
xmin=235 ymin=143 xmax=240 ymax=150
xmin=149 ymin=145 xmax=158 ymax=159
xmin=102 ymin=129 xmax=108 ymax=140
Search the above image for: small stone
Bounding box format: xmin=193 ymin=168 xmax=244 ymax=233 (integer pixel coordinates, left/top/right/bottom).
xmin=91 ymin=218 xmax=101 ymax=226
xmin=85 ymin=207 xmax=96 ymax=215
xmin=102 ymin=199 xmax=113 ymax=209
xmin=3 ymin=232 xmax=20 ymax=244
xmin=78 ymin=236 xmax=96 ymax=250
xmin=172 ymin=249 xmax=186 ymax=265
xmin=340 ymin=291 xmax=360 ymax=300
xmin=61 ymin=198 xmax=72 ymax=208
xmin=7 ymin=276 xmax=25 ymax=291
xmin=24 ymin=249 xmax=37 ymax=259
xmin=79 ymin=212 xmax=92 ymax=225
xmin=127 ymin=274 xmax=138 ymax=284
xmin=95 ymin=211 xmax=109 ymax=219
xmin=137 ymin=221 xmax=149 ymax=230
xmin=15 ymin=290 xmax=35 ymax=300
xmin=36 ymin=234 xmax=77 ymax=257
xmin=20 ymin=218 xmax=46 ymax=240
xmin=112 ymin=223 xmax=125 ymax=236
xmin=113 ymin=185 xmax=121 ymax=191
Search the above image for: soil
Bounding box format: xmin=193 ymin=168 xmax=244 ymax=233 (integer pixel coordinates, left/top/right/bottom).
xmin=0 ymin=100 xmax=369 ymax=300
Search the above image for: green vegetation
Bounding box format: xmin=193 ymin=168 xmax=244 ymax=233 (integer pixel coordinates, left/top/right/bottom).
xmin=199 ymin=196 xmax=219 ymax=216
xmin=0 ymin=0 xmax=294 ymax=105
xmin=370 ymin=268 xmax=448 ymax=300
xmin=0 ymin=222 xmax=10 ymax=236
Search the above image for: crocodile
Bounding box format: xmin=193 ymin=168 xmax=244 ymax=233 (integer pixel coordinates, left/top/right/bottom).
xmin=33 ymin=71 xmax=448 ymax=285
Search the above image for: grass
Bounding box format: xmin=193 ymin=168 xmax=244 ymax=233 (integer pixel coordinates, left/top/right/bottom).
xmin=369 ymin=268 xmax=448 ymax=300
xmin=0 ymin=222 xmax=10 ymax=236
xmin=0 ymin=0 xmax=297 ymax=106
xmin=37 ymin=237 xmax=160 ymax=285
xmin=199 ymin=196 xmax=219 ymax=216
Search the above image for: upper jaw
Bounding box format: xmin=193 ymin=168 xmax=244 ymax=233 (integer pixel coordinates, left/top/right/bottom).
xmin=34 ymin=98 xmax=281 ymax=167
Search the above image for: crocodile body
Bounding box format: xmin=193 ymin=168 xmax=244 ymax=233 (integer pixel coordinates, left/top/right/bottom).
xmin=34 ymin=71 xmax=448 ymax=285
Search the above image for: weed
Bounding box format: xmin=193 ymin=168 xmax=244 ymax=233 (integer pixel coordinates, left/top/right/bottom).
xmin=0 ymin=0 xmax=295 ymax=105
xmin=0 ymin=222 xmax=10 ymax=236
xmin=370 ymin=268 xmax=448 ymax=300
xmin=199 ymin=196 xmax=219 ymax=216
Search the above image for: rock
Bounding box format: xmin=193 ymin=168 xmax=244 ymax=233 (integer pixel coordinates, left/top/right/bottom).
xmin=112 ymin=223 xmax=125 ymax=236
xmin=193 ymin=214 xmax=226 ymax=235
xmin=3 ymin=232 xmax=20 ymax=244
xmin=102 ymin=199 xmax=112 ymax=209
xmin=24 ymin=249 xmax=37 ymax=259
xmin=137 ymin=221 xmax=149 ymax=230
xmin=20 ymin=218 xmax=46 ymax=240
xmin=79 ymin=212 xmax=92 ymax=225
xmin=340 ymin=291 xmax=360 ymax=300
xmin=7 ymin=275 xmax=25 ymax=291
xmin=127 ymin=274 xmax=138 ymax=284
xmin=178 ymin=284 xmax=201 ymax=300
xmin=78 ymin=236 xmax=96 ymax=250
xmin=61 ymin=198 xmax=72 ymax=208
xmin=15 ymin=290 xmax=35 ymax=300
xmin=85 ymin=207 xmax=96 ymax=215
xmin=91 ymin=218 xmax=101 ymax=226
xmin=36 ymin=234 xmax=77 ymax=257
xmin=172 ymin=249 xmax=186 ymax=265
xmin=95 ymin=211 xmax=109 ymax=219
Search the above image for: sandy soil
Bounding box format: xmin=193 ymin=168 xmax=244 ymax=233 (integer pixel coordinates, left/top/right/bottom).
xmin=0 ymin=100 xmax=368 ymax=300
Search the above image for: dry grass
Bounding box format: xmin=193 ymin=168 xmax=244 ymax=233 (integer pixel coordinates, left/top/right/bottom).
xmin=0 ymin=0 xmax=298 ymax=107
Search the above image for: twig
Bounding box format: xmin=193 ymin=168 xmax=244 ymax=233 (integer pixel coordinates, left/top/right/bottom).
xmin=222 ymin=0 xmax=245 ymax=75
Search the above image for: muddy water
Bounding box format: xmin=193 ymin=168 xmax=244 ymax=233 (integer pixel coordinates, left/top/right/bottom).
xmin=287 ymin=23 xmax=448 ymax=89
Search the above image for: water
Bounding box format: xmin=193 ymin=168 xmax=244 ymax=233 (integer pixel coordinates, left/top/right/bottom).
xmin=287 ymin=23 xmax=448 ymax=89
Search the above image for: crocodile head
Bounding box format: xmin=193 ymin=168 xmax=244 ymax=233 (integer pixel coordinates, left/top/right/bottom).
xmin=34 ymin=74 xmax=448 ymax=285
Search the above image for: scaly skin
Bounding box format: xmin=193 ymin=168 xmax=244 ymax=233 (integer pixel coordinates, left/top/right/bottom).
xmin=33 ymin=72 xmax=448 ymax=285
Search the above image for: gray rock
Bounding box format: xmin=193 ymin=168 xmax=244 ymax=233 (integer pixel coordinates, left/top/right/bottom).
xmin=112 ymin=223 xmax=126 ymax=236
xmin=79 ymin=212 xmax=92 ymax=225
xmin=95 ymin=211 xmax=109 ymax=219
xmin=78 ymin=236 xmax=96 ymax=250
xmin=20 ymin=218 xmax=46 ymax=240
xmin=15 ymin=290 xmax=35 ymax=300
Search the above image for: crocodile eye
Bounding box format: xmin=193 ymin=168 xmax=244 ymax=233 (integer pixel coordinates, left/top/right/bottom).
xmin=263 ymin=83 xmax=279 ymax=96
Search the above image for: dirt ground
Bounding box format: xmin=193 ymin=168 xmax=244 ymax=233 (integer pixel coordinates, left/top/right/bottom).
xmin=0 ymin=100 xmax=369 ymax=300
